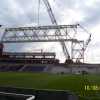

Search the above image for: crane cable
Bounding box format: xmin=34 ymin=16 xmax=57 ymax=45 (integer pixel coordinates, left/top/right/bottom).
xmin=38 ymin=0 xmax=41 ymax=25
xmin=78 ymin=24 xmax=91 ymax=35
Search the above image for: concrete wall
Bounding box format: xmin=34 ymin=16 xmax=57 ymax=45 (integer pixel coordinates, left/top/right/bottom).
xmin=49 ymin=64 xmax=100 ymax=74
xmin=50 ymin=66 xmax=71 ymax=74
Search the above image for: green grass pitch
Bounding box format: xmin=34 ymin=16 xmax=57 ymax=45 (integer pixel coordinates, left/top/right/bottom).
xmin=0 ymin=72 xmax=100 ymax=99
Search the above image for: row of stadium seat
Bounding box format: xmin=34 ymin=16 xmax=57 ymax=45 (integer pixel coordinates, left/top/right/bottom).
xmin=0 ymin=65 xmax=46 ymax=72
xmin=0 ymin=65 xmax=22 ymax=71
xmin=22 ymin=66 xmax=46 ymax=72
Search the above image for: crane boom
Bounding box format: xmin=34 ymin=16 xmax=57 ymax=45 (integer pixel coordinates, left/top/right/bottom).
xmin=42 ymin=0 xmax=70 ymax=59
xmin=42 ymin=0 xmax=57 ymax=25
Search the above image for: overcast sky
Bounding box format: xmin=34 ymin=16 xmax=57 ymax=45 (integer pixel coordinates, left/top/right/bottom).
xmin=0 ymin=0 xmax=100 ymax=63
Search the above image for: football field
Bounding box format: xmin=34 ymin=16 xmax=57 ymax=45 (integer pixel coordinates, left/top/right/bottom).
xmin=0 ymin=72 xmax=99 ymax=99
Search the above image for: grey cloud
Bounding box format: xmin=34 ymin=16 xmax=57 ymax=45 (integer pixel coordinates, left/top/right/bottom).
xmin=54 ymin=0 xmax=100 ymax=27
xmin=0 ymin=0 xmax=32 ymax=26
xmin=79 ymin=2 xmax=100 ymax=27
xmin=0 ymin=0 xmax=100 ymax=26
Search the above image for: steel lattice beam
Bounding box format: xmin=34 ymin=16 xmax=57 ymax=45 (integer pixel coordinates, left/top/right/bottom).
xmin=5 ymin=25 xmax=78 ymax=31
xmin=1 ymin=24 xmax=79 ymax=43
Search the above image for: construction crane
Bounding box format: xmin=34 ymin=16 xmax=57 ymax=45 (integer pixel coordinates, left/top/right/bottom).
xmin=43 ymin=0 xmax=92 ymax=62
xmin=0 ymin=0 xmax=91 ymax=63
xmin=42 ymin=0 xmax=70 ymax=59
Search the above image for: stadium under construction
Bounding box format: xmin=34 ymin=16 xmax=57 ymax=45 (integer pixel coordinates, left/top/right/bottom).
xmin=1 ymin=0 xmax=100 ymax=100
xmin=0 ymin=24 xmax=99 ymax=74
xmin=0 ymin=0 xmax=99 ymax=74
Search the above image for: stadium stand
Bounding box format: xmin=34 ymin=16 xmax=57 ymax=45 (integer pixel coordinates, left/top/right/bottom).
xmin=22 ymin=66 xmax=46 ymax=72
xmin=0 ymin=65 xmax=23 ymax=72
xmin=0 ymin=64 xmax=47 ymax=72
